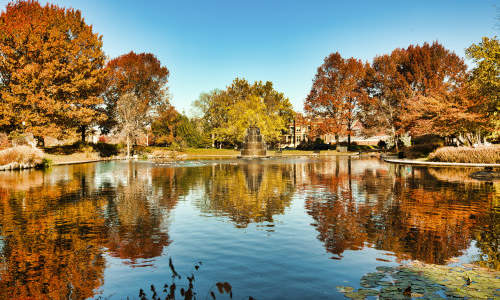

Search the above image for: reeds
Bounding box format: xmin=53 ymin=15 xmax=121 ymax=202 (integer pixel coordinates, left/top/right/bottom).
xmin=0 ymin=145 xmax=44 ymax=169
xmin=428 ymin=145 xmax=500 ymax=164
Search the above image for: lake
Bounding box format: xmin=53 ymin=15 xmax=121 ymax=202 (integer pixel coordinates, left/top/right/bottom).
xmin=0 ymin=157 xmax=497 ymax=299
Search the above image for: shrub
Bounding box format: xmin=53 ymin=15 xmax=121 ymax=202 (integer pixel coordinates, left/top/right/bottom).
xmin=94 ymin=142 xmax=119 ymax=157
xmin=377 ymin=140 xmax=387 ymax=149
xmin=428 ymin=145 xmax=500 ymax=164
xmin=0 ymin=146 xmax=44 ymax=168
xmin=412 ymin=135 xmax=445 ymax=146
xmin=404 ymin=143 xmax=442 ymax=158
xmin=37 ymin=158 xmax=53 ymax=169
xmin=297 ymin=138 xmax=331 ymax=150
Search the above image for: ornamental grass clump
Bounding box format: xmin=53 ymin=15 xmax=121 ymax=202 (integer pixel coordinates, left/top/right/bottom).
xmin=428 ymin=145 xmax=500 ymax=164
xmin=0 ymin=146 xmax=44 ymax=170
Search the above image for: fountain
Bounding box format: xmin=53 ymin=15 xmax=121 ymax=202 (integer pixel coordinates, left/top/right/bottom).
xmin=239 ymin=126 xmax=268 ymax=158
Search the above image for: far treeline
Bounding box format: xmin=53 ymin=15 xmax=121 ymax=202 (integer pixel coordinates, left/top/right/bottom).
xmin=0 ymin=1 xmax=498 ymax=152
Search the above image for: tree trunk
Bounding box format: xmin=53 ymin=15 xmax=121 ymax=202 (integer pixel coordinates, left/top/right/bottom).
xmin=348 ymin=134 xmax=351 ymax=147
xmin=126 ymin=134 xmax=130 ymax=159
xmin=80 ymin=126 xmax=86 ymax=143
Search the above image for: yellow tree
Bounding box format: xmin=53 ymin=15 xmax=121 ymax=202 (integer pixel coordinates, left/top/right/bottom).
xmin=216 ymin=95 xmax=287 ymax=144
xmin=0 ymin=0 xmax=107 ymax=142
xmin=195 ymin=78 xmax=293 ymax=147
xmin=466 ymin=37 xmax=500 ymax=140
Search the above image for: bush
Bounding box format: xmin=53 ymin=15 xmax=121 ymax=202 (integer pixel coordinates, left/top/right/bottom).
xmin=37 ymin=158 xmax=53 ymax=169
xmin=94 ymin=142 xmax=119 ymax=157
xmin=404 ymin=143 xmax=442 ymax=159
xmin=428 ymin=145 xmax=500 ymax=164
xmin=297 ymin=138 xmax=331 ymax=150
xmin=412 ymin=135 xmax=445 ymax=146
xmin=45 ymin=141 xmax=120 ymax=157
xmin=0 ymin=146 xmax=44 ymax=168
xmin=377 ymin=140 xmax=387 ymax=149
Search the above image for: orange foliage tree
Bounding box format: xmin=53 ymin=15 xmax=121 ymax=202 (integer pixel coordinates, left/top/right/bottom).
xmin=399 ymin=42 xmax=489 ymax=141
xmin=0 ymin=0 xmax=107 ymax=142
xmin=365 ymin=42 xmax=489 ymax=146
xmin=102 ymin=52 xmax=170 ymax=136
xmin=305 ymin=53 xmax=369 ymax=146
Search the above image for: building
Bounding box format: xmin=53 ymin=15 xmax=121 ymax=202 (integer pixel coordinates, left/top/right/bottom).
xmin=280 ymin=117 xmax=387 ymax=148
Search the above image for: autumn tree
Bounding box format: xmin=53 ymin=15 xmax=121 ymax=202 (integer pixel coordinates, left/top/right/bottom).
xmin=0 ymin=0 xmax=107 ymax=142
xmin=102 ymin=51 xmax=169 ymax=138
xmin=116 ymin=93 xmax=144 ymax=158
xmin=399 ymin=42 xmax=488 ymax=143
xmin=151 ymin=103 xmax=180 ymax=146
xmin=364 ymin=42 xmax=488 ymax=147
xmin=305 ymin=53 xmax=369 ymax=146
xmin=466 ymin=36 xmax=500 ymax=140
xmin=363 ymin=51 xmax=408 ymax=150
xmin=194 ymin=78 xmax=293 ymax=147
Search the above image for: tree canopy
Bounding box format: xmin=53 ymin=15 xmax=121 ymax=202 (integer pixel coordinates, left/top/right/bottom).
xmin=466 ymin=36 xmax=500 ymax=139
xmin=0 ymin=0 xmax=107 ymax=141
xmin=194 ymin=78 xmax=293 ymax=147
xmin=362 ymin=42 xmax=490 ymax=146
xmin=102 ymin=51 xmax=170 ymax=134
xmin=305 ymin=52 xmax=369 ymax=145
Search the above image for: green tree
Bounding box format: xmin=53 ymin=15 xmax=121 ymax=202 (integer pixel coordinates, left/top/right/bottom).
xmin=466 ymin=36 xmax=500 ymax=139
xmin=194 ymin=78 xmax=293 ymax=147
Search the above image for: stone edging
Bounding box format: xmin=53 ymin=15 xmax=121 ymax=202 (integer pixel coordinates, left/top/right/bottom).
xmin=51 ymin=157 xmax=127 ymax=166
xmin=384 ymin=158 xmax=500 ymax=168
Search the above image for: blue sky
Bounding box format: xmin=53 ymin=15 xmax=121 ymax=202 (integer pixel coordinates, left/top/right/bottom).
xmin=1 ymin=0 xmax=498 ymax=114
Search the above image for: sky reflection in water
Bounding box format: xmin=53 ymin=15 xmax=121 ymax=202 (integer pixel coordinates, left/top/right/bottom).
xmin=0 ymin=157 xmax=497 ymax=299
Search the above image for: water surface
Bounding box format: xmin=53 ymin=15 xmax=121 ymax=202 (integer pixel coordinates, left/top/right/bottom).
xmin=0 ymin=157 xmax=497 ymax=299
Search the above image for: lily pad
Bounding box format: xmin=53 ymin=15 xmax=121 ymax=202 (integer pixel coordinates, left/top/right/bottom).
xmin=336 ymin=286 xmax=354 ymax=293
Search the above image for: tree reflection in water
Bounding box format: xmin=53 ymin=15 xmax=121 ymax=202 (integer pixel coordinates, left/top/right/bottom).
xmin=303 ymin=157 xmax=498 ymax=268
xmin=0 ymin=162 xmax=182 ymax=298
xmin=195 ymin=161 xmax=295 ymax=227
xmin=0 ymin=158 xmax=497 ymax=299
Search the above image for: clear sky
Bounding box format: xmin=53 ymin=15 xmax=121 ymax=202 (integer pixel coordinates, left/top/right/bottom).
xmin=1 ymin=0 xmax=498 ymax=115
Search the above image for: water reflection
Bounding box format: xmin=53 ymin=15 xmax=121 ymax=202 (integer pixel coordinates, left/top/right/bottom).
xmin=302 ymin=158 xmax=497 ymax=266
xmin=195 ymin=161 xmax=295 ymax=227
xmin=0 ymin=162 xmax=180 ymax=298
xmin=0 ymin=158 xmax=497 ymax=299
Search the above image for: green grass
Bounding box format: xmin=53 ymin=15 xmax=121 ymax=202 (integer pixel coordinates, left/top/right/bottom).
xmin=180 ymin=148 xmax=240 ymax=155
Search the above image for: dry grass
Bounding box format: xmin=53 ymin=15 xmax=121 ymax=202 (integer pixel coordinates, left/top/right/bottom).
xmin=43 ymin=152 xmax=102 ymax=164
xmin=0 ymin=146 xmax=44 ymax=167
xmin=428 ymin=145 xmax=500 ymax=164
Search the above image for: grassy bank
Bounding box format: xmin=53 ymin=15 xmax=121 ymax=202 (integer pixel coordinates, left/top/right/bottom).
xmin=428 ymin=145 xmax=500 ymax=164
xmin=1 ymin=144 xmax=364 ymax=170
xmin=0 ymin=146 xmax=45 ymax=170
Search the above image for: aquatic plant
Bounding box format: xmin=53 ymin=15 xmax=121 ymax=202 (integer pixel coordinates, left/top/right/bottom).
xmin=336 ymin=262 xmax=500 ymax=299
xmin=129 ymin=258 xmax=256 ymax=300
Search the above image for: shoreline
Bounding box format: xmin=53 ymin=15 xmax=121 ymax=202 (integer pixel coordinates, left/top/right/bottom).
xmin=383 ymin=158 xmax=500 ymax=168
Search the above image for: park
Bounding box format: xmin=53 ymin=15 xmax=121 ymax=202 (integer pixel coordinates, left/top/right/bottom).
xmin=0 ymin=0 xmax=498 ymax=299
